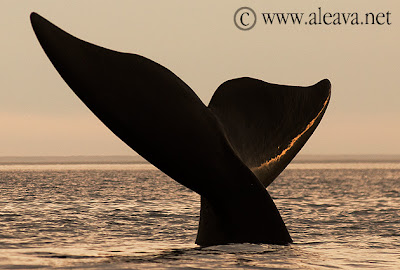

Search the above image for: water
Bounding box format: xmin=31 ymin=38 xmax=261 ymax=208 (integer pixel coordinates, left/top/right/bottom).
xmin=0 ymin=162 xmax=399 ymax=269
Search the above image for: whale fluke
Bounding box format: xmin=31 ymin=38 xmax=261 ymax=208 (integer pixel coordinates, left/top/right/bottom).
xmin=209 ymin=78 xmax=331 ymax=187
xmin=30 ymin=12 xmax=330 ymax=246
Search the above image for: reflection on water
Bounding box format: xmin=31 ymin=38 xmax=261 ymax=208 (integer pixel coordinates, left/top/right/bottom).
xmin=0 ymin=163 xmax=157 ymax=171
xmin=287 ymin=162 xmax=400 ymax=170
xmin=0 ymin=163 xmax=399 ymax=269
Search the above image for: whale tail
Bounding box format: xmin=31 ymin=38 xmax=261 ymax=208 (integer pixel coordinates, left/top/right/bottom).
xmin=196 ymin=78 xmax=330 ymax=245
xmin=209 ymin=77 xmax=331 ymax=187
xmin=30 ymin=12 xmax=330 ymax=246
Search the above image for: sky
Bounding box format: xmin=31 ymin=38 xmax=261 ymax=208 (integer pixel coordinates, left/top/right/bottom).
xmin=0 ymin=1 xmax=399 ymax=156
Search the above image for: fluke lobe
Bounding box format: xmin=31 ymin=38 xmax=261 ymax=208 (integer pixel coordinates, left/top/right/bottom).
xmin=30 ymin=12 xmax=331 ymax=247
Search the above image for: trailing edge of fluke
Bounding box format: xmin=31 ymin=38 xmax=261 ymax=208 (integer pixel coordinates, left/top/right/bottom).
xmin=30 ymin=12 xmax=331 ymax=247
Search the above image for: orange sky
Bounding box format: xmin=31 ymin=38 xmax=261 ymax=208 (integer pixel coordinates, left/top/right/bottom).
xmin=0 ymin=1 xmax=399 ymax=156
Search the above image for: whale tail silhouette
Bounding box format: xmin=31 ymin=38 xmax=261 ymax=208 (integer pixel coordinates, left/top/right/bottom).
xmin=30 ymin=12 xmax=331 ymax=246
xmin=209 ymin=78 xmax=331 ymax=187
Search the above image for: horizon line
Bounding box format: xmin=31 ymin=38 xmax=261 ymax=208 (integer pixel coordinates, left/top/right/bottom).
xmin=0 ymin=154 xmax=399 ymax=165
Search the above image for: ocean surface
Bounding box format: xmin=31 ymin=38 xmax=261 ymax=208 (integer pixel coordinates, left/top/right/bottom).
xmin=0 ymin=161 xmax=399 ymax=269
